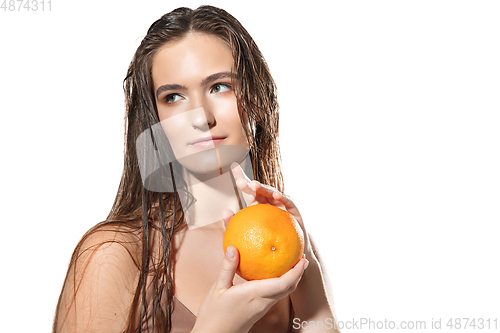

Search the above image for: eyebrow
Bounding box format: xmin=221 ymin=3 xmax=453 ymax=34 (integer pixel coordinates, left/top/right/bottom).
xmin=156 ymin=83 xmax=187 ymax=98
xmin=155 ymin=71 xmax=235 ymax=98
xmin=201 ymin=71 xmax=235 ymax=86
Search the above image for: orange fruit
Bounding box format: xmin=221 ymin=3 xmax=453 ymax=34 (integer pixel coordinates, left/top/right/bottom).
xmin=223 ymin=204 xmax=305 ymax=280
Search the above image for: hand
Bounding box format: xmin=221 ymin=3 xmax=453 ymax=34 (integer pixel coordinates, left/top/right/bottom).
xmin=193 ymin=245 xmax=308 ymax=333
xmin=223 ymin=162 xmax=311 ymax=256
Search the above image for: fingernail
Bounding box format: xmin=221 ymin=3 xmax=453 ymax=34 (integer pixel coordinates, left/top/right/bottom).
xmin=231 ymin=162 xmax=239 ymax=169
xmin=226 ymin=246 xmax=234 ymax=259
xmin=304 ymin=259 xmax=309 ymax=270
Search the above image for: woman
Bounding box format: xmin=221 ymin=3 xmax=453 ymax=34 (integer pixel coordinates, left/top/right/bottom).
xmin=53 ymin=5 xmax=336 ymax=333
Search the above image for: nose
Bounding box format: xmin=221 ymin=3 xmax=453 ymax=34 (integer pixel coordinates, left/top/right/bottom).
xmin=190 ymin=105 xmax=216 ymax=131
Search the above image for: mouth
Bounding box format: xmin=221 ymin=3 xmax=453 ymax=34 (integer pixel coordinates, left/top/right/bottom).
xmin=189 ymin=136 xmax=227 ymax=148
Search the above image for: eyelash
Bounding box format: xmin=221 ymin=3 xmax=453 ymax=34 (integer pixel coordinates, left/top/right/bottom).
xmin=164 ymin=93 xmax=182 ymax=104
xmin=163 ymin=83 xmax=233 ymax=104
xmin=210 ymin=83 xmax=232 ymax=93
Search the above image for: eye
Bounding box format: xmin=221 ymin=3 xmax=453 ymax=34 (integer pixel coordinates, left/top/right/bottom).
xmin=211 ymin=83 xmax=232 ymax=94
xmin=164 ymin=93 xmax=183 ymax=104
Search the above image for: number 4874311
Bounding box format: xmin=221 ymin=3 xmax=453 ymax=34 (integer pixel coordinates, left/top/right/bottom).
xmin=446 ymin=318 xmax=498 ymax=330
xmin=1 ymin=0 xmax=51 ymax=11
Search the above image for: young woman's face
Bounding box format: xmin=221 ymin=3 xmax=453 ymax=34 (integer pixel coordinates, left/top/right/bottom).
xmin=152 ymin=32 xmax=249 ymax=176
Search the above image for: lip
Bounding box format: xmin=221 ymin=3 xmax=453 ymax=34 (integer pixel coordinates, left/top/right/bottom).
xmin=189 ymin=136 xmax=227 ymax=148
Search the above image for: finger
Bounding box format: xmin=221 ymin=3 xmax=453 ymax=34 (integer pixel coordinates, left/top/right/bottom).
xmin=235 ymin=176 xmax=281 ymax=206
xmin=230 ymin=162 xmax=252 ymax=183
xmin=231 ymin=163 xmax=258 ymax=206
xmin=222 ymin=209 xmax=235 ymax=228
xmin=236 ymin=178 xmax=254 ymax=194
xmin=237 ymin=180 xmax=276 ymax=205
xmin=253 ymin=181 xmax=277 ymax=197
xmin=276 ymin=258 xmax=308 ymax=291
xmin=215 ymin=245 xmax=240 ymax=292
xmin=271 ymin=191 xmax=301 ymax=220
xmin=252 ymin=182 xmax=284 ymax=206
xmin=255 ymin=259 xmax=308 ymax=298
xmin=238 ymin=178 xmax=269 ymax=197
xmin=235 ymin=178 xmax=257 ymax=204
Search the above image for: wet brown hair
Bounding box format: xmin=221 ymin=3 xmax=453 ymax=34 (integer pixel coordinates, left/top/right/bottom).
xmin=53 ymin=5 xmax=283 ymax=332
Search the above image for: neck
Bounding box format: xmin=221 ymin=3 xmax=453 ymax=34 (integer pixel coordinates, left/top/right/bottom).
xmin=177 ymin=155 xmax=250 ymax=230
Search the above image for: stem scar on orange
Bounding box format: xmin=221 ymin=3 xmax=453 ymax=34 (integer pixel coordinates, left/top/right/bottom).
xmin=223 ymin=204 xmax=305 ymax=280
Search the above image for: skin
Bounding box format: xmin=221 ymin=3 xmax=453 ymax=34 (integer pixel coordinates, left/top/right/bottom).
xmin=152 ymin=32 xmax=252 ymax=230
xmin=151 ymin=32 xmax=337 ymax=332
xmin=152 ymin=32 xmax=307 ymax=332
xmin=153 ymin=32 xmax=250 ymax=180
xmin=54 ymin=32 xmax=336 ymax=333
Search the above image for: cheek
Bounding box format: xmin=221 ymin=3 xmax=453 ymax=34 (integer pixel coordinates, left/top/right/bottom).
xmin=159 ymin=116 xmax=186 ymax=153
xmin=229 ymin=113 xmax=250 ymax=147
xmin=216 ymin=99 xmax=247 ymax=139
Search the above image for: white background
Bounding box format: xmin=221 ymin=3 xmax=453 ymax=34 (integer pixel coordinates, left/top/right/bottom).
xmin=1 ymin=1 xmax=499 ymax=332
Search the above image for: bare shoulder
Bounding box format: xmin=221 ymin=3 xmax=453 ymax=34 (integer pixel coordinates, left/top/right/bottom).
xmin=53 ymin=222 xmax=142 ymax=333
xmin=77 ymin=222 xmax=142 ymax=268
xmin=67 ymin=222 xmax=142 ymax=286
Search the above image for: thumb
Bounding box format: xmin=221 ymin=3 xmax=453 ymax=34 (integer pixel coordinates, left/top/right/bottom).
xmin=215 ymin=245 xmax=239 ymax=292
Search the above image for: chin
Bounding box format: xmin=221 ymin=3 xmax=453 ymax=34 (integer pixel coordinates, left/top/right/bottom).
xmin=177 ymin=145 xmax=249 ymax=179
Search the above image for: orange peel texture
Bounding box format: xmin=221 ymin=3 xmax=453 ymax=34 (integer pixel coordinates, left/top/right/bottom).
xmin=223 ymin=204 xmax=305 ymax=280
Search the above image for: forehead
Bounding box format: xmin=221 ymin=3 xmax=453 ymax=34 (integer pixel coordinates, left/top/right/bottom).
xmin=152 ymin=33 xmax=234 ymax=87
